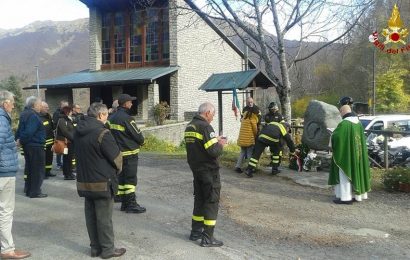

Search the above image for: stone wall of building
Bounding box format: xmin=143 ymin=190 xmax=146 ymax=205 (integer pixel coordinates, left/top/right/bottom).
xmin=174 ymin=0 xmax=246 ymax=140
xmin=141 ymin=121 xmax=188 ymax=145
xmin=89 ymin=7 xmax=102 ymax=71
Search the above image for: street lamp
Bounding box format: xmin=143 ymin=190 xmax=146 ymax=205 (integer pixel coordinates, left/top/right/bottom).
xmin=35 ymin=65 xmax=40 ymax=97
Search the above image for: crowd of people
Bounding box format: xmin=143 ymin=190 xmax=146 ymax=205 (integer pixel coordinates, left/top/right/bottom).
xmin=232 ymin=96 xmax=370 ymax=206
xmin=0 ymin=92 xmax=146 ymax=258
xmin=0 ymin=90 xmax=371 ymax=258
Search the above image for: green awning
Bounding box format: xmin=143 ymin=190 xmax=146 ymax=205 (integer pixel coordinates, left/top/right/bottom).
xmin=199 ymin=69 xmax=275 ymax=92
xmin=25 ymin=66 xmax=179 ymax=89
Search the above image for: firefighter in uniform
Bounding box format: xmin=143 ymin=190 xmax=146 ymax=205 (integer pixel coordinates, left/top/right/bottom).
xmin=264 ymin=102 xmax=283 ymax=124
xmin=71 ymin=104 xmax=84 ymax=171
xmin=264 ymin=102 xmax=285 ymax=167
xmin=185 ymin=102 xmax=227 ymax=247
xmin=109 ymin=94 xmax=146 ymax=214
xmin=245 ymin=122 xmax=296 ymax=177
xmin=40 ymin=102 xmax=56 ymax=178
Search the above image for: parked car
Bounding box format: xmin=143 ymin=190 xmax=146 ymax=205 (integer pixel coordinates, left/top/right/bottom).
xmin=359 ymin=114 xmax=410 ymax=132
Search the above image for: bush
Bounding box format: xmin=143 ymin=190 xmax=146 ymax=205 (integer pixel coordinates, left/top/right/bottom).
xmin=153 ymin=101 xmax=171 ymax=125
xmin=382 ymin=167 xmax=410 ymax=192
xmin=292 ymin=93 xmax=340 ymax=118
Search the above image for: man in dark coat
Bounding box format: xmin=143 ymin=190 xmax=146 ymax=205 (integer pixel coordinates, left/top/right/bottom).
xmin=16 ymin=96 xmax=46 ymax=198
xmin=74 ymin=103 xmax=126 ymax=259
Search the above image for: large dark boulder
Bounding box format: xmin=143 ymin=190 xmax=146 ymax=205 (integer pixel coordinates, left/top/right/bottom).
xmin=302 ymin=100 xmax=341 ymax=150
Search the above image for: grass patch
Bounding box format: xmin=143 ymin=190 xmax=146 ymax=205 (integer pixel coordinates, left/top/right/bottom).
xmin=141 ymin=134 xmax=185 ymax=154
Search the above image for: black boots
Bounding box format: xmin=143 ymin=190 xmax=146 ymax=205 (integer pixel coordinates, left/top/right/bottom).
xmin=271 ymin=168 xmax=281 ymax=175
xmin=189 ymin=220 xmax=203 ymax=241
xmin=200 ymin=226 xmax=223 ymax=247
xmin=121 ymin=193 xmax=146 ymax=213
xmin=245 ymin=167 xmax=254 ymax=178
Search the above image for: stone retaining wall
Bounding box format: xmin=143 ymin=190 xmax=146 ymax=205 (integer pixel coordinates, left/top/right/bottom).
xmin=141 ymin=121 xmax=188 ymax=145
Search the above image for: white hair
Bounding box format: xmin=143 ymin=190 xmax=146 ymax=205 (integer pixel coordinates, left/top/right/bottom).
xmin=25 ymin=96 xmax=41 ymax=108
xmin=198 ymin=102 xmax=215 ymax=115
xmin=0 ymin=90 xmax=14 ymax=107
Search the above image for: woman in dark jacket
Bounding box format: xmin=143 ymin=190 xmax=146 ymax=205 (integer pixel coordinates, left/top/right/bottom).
xmin=56 ymin=106 xmax=75 ymax=180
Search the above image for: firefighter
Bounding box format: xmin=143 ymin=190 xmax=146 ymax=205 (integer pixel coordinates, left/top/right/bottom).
xmin=264 ymin=101 xmax=285 ymax=167
xmin=185 ymin=102 xmax=227 ymax=247
xmin=245 ymin=122 xmax=296 ymax=177
xmin=264 ymin=102 xmax=283 ymax=124
xmin=109 ymin=94 xmax=145 ymax=214
xmin=40 ymin=101 xmax=56 ymax=178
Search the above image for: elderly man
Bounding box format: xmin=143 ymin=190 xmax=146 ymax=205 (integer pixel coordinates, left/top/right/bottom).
xmin=75 ymin=103 xmax=126 ymax=258
xmin=39 ymin=102 xmax=55 ymax=178
xmin=242 ymin=97 xmax=261 ymax=131
xmin=16 ymin=96 xmax=46 ymax=198
xmin=329 ymin=104 xmax=371 ymax=204
xmin=0 ymin=90 xmax=31 ymax=259
xmin=184 ymin=102 xmax=227 ymax=247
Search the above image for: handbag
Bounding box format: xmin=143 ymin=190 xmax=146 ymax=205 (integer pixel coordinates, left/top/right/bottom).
xmin=51 ymin=118 xmax=67 ymax=154
xmin=51 ymin=139 xmax=67 ymax=154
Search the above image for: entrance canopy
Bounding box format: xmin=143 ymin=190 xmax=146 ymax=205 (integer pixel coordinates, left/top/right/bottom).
xmin=24 ymin=66 xmax=179 ymax=89
xmin=199 ymin=69 xmax=276 ymax=135
xmin=199 ymin=69 xmax=275 ymax=91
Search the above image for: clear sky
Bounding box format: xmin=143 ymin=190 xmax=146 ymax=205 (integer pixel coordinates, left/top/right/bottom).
xmin=0 ymin=0 xmax=89 ymax=30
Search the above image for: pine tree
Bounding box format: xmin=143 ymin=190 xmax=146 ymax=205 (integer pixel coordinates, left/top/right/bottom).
xmin=0 ymin=75 xmax=23 ymax=112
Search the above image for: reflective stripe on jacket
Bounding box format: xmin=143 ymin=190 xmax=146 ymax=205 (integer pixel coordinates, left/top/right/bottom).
xmin=258 ymin=122 xmax=296 ymax=153
xmin=109 ymin=107 xmax=144 ymax=157
xmin=184 ymin=115 xmax=222 ymax=170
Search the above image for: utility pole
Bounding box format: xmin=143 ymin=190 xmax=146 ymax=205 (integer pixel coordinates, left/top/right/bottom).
xmin=35 ymin=65 xmax=40 ymax=97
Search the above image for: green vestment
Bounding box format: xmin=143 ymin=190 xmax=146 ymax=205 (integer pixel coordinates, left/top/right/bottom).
xmin=328 ymin=118 xmax=371 ymax=194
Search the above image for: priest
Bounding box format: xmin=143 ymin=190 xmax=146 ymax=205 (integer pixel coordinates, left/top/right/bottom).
xmin=328 ymin=104 xmax=371 ymax=204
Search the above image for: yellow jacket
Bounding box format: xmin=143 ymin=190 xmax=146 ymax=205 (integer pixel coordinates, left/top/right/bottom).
xmin=237 ymin=112 xmax=259 ymax=147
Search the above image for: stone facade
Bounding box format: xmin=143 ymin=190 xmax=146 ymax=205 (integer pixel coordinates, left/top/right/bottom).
xmin=172 ymin=0 xmax=246 ymax=140
xmin=88 ymin=7 xmax=102 ymax=71
xmin=66 ymin=1 xmax=250 ymax=142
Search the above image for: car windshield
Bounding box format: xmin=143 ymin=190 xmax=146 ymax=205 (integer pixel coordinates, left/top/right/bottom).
xmin=359 ymin=119 xmax=372 ymax=128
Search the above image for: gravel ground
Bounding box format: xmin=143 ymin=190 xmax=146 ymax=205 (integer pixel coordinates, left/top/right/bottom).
xmin=12 ymin=153 xmax=410 ymax=259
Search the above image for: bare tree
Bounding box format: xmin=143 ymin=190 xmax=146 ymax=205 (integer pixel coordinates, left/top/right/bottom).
xmin=179 ymin=0 xmax=375 ymax=120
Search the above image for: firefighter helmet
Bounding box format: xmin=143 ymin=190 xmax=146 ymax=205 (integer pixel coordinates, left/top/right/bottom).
xmin=268 ymin=102 xmax=278 ymax=111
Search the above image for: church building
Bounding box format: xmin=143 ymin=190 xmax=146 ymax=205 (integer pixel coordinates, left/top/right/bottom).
xmin=30 ymin=0 xmax=275 ymax=138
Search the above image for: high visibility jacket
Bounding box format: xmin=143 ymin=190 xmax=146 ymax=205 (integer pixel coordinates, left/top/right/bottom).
xmin=109 ymin=107 xmax=144 ymax=157
xmin=184 ymin=115 xmax=223 ymax=170
xmin=258 ymin=122 xmax=296 ymax=153
xmin=264 ymin=111 xmax=284 ymax=124
xmin=39 ymin=112 xmax=54 ymax=147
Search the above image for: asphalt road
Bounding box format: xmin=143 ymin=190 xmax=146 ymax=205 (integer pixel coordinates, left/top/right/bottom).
xmin=12 ymin=153 xmax=410 ymax=259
